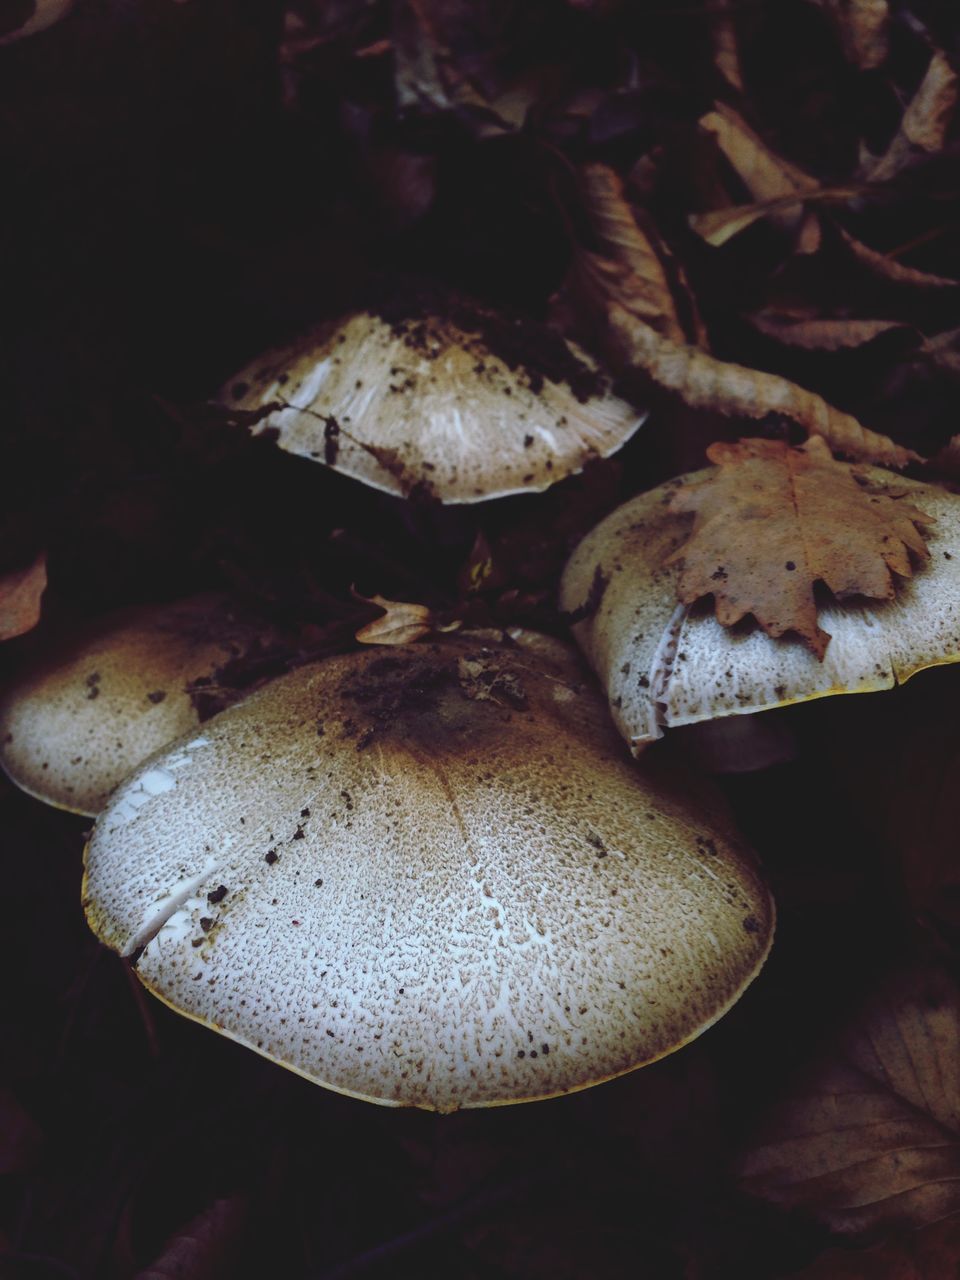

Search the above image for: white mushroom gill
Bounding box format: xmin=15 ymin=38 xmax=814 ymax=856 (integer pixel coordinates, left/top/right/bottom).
xmin=224 ymin=307 xmax=644 ymax=503
xmin=83 ymin=634 xmax=774 ymax=1112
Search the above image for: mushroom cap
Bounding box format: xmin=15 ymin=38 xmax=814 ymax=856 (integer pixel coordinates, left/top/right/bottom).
xmin=83 ymin=634 xmax=773 ymax=1112
xmin=0 ymin=596 xmax=271 ymax=816
xmin=559 ymin=468 xmax=960 ymax=752
xmin=223 ymin=306 xmax=643 ymax=503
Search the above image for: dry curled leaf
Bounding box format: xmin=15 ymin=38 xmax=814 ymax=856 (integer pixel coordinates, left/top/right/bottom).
xmin=747 ymin=311 xmax=906 ymax=350
xmin=690 ymin=185 xmax=860 ymax=248
xmin=710 ymin=0 xmax=743 ymax=92
xmin=837 ymin=226 xmax=960 ymax=290
xmin=666 ymin=436 xmax=932 ymax=657
xmin=808 ymin=0 xmax=889 ymax=70
xmin=607 ymin=305 xmax=919 ymax=469
xmin=861 ymin=50 xmax=958 ymax=183
xmin=353 ymin=590 xmax=459 ymax=646
xmin=568 ymin=164 xmax=688 ymax=346
xmin=740 ymin=962 xmax=960 ymax=1237
xmin=0 ymin=553 xmax=47 ymax=642
xmin=697 ymin=102 xmax=821 ymax=250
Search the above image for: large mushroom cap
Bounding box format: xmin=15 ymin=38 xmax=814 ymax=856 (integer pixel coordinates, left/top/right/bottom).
xmin=224 ymin=302 xmax=642 ymax=503
xmin=0 ymin=596 xmax=273 ymax=816
xmin=83 ymin=634 xmax=773 ymax=1112
xmin=560 ymin=468 xmax=960 ymax=752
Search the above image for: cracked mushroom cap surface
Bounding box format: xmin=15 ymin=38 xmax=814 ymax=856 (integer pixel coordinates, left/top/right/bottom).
xmin=83 ymin=634 xmax=773 ymax=1112
xmin=559 ymin=468 xmax=960 ymax=753
xmin=0 ymin=596 xmax=272 ymax=817
xmin=223 ymin=301 xmax=642 ymax=504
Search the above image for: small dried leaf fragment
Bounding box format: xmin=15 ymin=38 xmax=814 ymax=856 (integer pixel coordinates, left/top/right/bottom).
xmin=740 ymin=962 xmax=960 ymax=1236
xmin=808 ymin=0 xmax=889 ymax=70
xmin=0 ymin=553 xmax=47 ymax=642
xmin=666 ymin=437 xmax=932 ymax=657
xmin=608 ymin=305 xmax=919 ymax=469
xmin=862 ymin=50 xmax=959 ymax=182
xmin=354 ymin=592 xmax=457 ymax=646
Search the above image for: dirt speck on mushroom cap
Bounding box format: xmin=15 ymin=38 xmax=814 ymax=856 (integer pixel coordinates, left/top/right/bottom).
xmin=83 ymin=635 xmax=773 ymax=1112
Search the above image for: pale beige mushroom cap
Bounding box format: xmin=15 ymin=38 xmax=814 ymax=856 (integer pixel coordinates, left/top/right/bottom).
xmin=224 ymin=309 xmax=643 ymax=503
xmin=560 ymin=469 xmax=960 ymax=752
xmin=0 ymin=596 xmax=270 ymax=816
xmin=83 ymin=635 xmax=773 ymax=1112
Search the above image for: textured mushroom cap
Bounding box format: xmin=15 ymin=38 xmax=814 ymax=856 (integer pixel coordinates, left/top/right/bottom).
xmin=83 ymin=635 xmax=773 ymax=1112
xmin=0 ymin=596 xmax=270 ymax=816
xmin=224 ymin=309 xmax=642 ymax=503
xmin=560 ymin=469 xmax=960 ymax=751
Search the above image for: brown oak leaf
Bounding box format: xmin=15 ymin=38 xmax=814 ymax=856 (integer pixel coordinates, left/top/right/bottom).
xmin=665 ymin=437 xmax=932 ymax=657
xmin=739 ymin=962 xmax=960 ymax=1239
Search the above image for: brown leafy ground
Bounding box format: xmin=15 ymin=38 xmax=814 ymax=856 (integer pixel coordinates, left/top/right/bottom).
xmin=2 ymin=1 xmax=960 ymax=1275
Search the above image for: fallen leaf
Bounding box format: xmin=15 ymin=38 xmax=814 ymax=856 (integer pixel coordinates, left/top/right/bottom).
xmin=807 ymin=0 xmax=889 ymax=70
xmin=136 ymin=1196 xmax=249 ymax=1280
xmin=837 ymin=226 xmax=960 ymax=289
xmin=790 ymin=1216 xmax=960 ymax=1279
xmin=0 ymin=553 xmax=47 ymax=642
xmin=861 ymin=50 xmax=959 ymax=183
xmin=747 ymin=311 xmax=907 ymax=350
xmin=607 ymin=305 xmax=920 ymax=468
xmin=710 ymin=0 xmax=743 ymax=92
xmin=697 ymin=102 xmax=821 ymax=250
xmin=740 ymin=961 xmax=960 ymax=1236
xmin=354 ymin=591 xmax=457 ymax=645
xmin=665 ymin=436 xmax=932 ymax=657
xmin=689 ymin=185 xmax=861 ymax=248
xmin=569 ymin=164 xmax=688 ymax=346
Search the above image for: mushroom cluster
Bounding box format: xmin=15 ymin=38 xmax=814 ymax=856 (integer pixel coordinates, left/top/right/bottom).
xmin=5 ymin=298 xmax=782 ymax=1113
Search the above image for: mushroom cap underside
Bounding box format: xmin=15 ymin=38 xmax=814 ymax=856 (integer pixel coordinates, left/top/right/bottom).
xmin=559 ymin=468 xmax=960 ymax=750
xmin=224 ymin=309 xmax=643 ymax=503
xmin=83 ymin=636 xmax=773 ymax=1111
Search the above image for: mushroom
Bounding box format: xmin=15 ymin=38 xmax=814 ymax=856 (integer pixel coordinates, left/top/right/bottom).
xmin=0 ymin=595 xmax=275 ymax=816
xmin=82 ymin=633 xmax=773 ymax=1111
xmin=559 ymin=467 xmax=960 ymax=758
xmin=223 ymin=295 xmax=643 ymax=503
